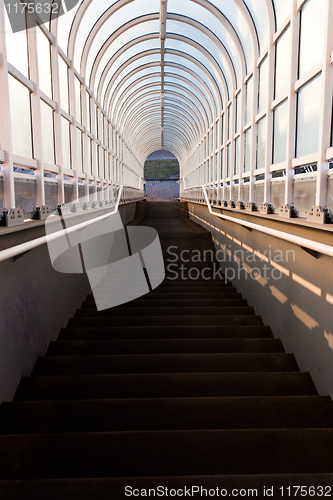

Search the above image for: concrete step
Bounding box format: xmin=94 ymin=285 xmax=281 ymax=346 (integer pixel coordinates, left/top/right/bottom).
xmin=85 ymin=291 xmax=242 ymax=301
xmin=1 ymin=396 xmax=333 ymax=434
xmin=47 ymin=338 xmax=285 ymax=356
xmin=32 ymin=353 xmax=299 ymax=376
xmin=1 ymin=474 xmax=333 ymax=500
xmin=14 ymin=372 xmax=317 ymax=401
xmin=68 ymin=315 xmax=263 ymax=328
xmin=1 ymin=429 xmax=333 ymax=479
xmin=58 ymin=325 xmax=273 ymax=340
xmin=81 ymin=299 xmax=248 ymax=309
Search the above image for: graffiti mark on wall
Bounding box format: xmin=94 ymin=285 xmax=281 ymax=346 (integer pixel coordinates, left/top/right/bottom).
xmin=5 ymin=290 xmax=36 ymax=339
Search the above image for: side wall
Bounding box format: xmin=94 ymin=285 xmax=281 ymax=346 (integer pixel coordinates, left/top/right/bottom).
xmin=188 ymin=203 xmax=333 ymax=397
xmin=0 ymin=203 xmax=136 ymax=402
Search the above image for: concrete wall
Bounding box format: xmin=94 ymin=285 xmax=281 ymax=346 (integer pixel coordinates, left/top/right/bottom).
xmin=0 ymin=203 xmax=136 ymax=402
xmin=188 ymin=202 xmax=333 ymax=398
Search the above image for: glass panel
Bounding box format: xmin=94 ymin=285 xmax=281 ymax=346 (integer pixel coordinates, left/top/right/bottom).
xmin=15 ymin=177 xmax=36 ymax=212
xmin=258 ymin=56 xmax=268 ymax=114
xmin=0 ymin=176 xmax=4 ymax=209
xmin=76 ymin=129 xmax=83 ymax=172
xmin=327 ymin=176 xmax=333 ymax=212
xmin=227 ymin=143 xmax=231 ymax=177
xmin=234 ymin=184 xmax=239 ymax=201
xmin=227 ymin=105 xmax=231 ymax=139
xmin=271 ymin=179 xmax=285 ymax=209
xmin=45 ymin=181 xmax=58 ymax=209
xmin=78 ymin=183 xmax=85 ymax=199
xmin=256 ymin=116 xmax=267 ymax=169
xmin=36 ymin=28 xmax=52 ymax=97
xmin=57 ymin=1 xmax=82 ymax=54
xmin=296 ymin=74 xmax=322 ymax=158
xmin=235 ymin=92 xmax=241 ymax=133
xmin=86 ymin=92 xmax=91 ymax=132
xmin=64 ymin=183 xmax=74 ymax=204
xmin=293 ymin=177 xmax=316 ymax=212
xmin=273 ymin=0 xmax=292 ymax=29
xmin=273 ymin=99 xmax=288 ymax=164
xmin=243 ymin=182 xmax=250 ymax=204
xmin=254 ymin=182 xmax=265 ymax=206
xmin=40 ymin=100 xmax=55 ymax=165
xmin=299 ymin=0 xmax=325 ymax=78
xmin=4 ymin=10 xmax=29 ymax=77
xmin=245 ymin=76 xmax=253 ymax=125
xmin=58 ymin=56 xmax=69 ymax=113
xmin=87 ymin=138 xmax=92 ymax=175
xmin=244 ymin=127 xmax=252 ymax=172
xmin=275 ymin=27 xmax=290 ymax=98
xmin=61 ymin=118 xmax=71 ymax=170
xmin=8 ymin=75 xmax=32 ymax=158
xmin=244 ymin=0 xmax=269 ymax=54
xmin=234 ymin=136 xmax=240 ymax=175
xmin=74 ymin=77 xmax=82 ymax=123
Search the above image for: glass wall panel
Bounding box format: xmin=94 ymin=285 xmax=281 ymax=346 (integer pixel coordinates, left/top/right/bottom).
xmin=254 ymin=182 xmax=265 ymax=206
xmin=243 ymin=182 xmax=250 ymax=204
xmin=37 ymin=28 xmax=52 ymax=97
xmin=293 ymin=177 xmax=316 ymax=212
xmin=296 ymin=74 xmax=322 ymax=158
xmin=256 ymin=116 xmax=267 ymax=169
xmin=64 ymin=183 xmax=74 ymax=204
xmin=258 ymin=56 xmax=268 ymax=114
xmin=75 ymin=77 xmax=82 ymax=123
xmin=58 ymin=56 xmax=69 ymax=113
xmin=227 ymin=105 xmax=231 ymax=139
xmin=0 ymin=176 xmax=3 ymax=209
xmin=76 ymin=128 xmax=83 ymax=172
xmin=275 ymin=27 xmax=290 ymax=98
xmin=273 ymin=0 xmax=292 ymax=29
xmin=273 ymin=99 xmax=288 ymax=164
xmin=271 ymin=179 xmax=285 ymax=210
xmin=61 ymin=118 xmax=71 ymax=170
xmin=227 ymin=143 xmax=231 ymax=177
xmin=244 ymin=128 xmax=252 ymax=172
xmin=4 ymin=10 xmax=29 ymax=77
xmin=245 ymin=76 xmax=253 ymax=125
xmin=86 ymin=92 xmax=91 ymax=132
xmin=234 ymin=137 xmax=240 ymax=175
xmin=40 ymin=100 xmax=55 ymax=165
xmin=15 ymin=177 xmax=36 ymax=212
xmin=235 ymin=93 xmax=241 ymax=133
xmin=244 ymin=0 xmax=269 ymax=54
xmin=45 ymin=180 xmax=58 ymax=209
xmin=87 ymin=138 xmax=92 ymax=175
xmin=8 ymin=75 xmax=32 ymax=158
xmin=299 ymin=0 xmax=325 ymax=78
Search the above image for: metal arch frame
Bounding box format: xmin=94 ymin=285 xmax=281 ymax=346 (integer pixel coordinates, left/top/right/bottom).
xmin=132 ymin=122 xmax=192 ymax=151
xmin=143 ymin=139 xmax=183 ymax=162
xmin=109 ymin=61 xmax=217 ymax=127
xmin=120 ymin=93 xmax=206 ymax=142
xmin=94 ymin=29 xmax=229 ymax=119
xmin=105 ymin=32 xmax=223 ymax=124
xmin=128 ymin=110 xmax=199 ymax=147
xmin=107 ymin=52 xmax=222 ymax=129
xmin=116 ymin=80 xmax=210 ymax=133
xmin=123 ymin=101 xmax=202 ymax=146
xmin=135 ymin=126 xmax=190 ymax=154
xmin=111 ymin=72 xmax=161 ymax=118
xmin=123 ymin=98 xmax=204 ymax=149
xmin=123 ymin=104 xmax=200 ymax=146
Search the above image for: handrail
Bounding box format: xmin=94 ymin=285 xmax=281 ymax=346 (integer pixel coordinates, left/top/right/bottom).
xmin=187 ymin=186 xmax=333 ymax=259
xmin=0 ymin=186 xmax=128 ymax=264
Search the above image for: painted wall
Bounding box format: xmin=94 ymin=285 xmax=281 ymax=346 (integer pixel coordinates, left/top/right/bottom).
xmin=0 ymin=203 xmax=136 ymax=402
xmin=188 ymin=203 xmax=333 ymax=398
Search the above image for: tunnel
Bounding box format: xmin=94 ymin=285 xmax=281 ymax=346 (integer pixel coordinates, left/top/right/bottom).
xmin=0 ymin=0 xmax=333 ymax=496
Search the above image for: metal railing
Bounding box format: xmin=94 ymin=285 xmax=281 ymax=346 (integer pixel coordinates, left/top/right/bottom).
xmin=0 ymin=186 xmax=145 ymax=264
xmin=181 ymin=186 xmax=333 ymax=259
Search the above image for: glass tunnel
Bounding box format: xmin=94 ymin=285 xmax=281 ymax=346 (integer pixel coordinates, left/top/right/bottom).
xmin=0 ymin=0 xmax=332 ymax=218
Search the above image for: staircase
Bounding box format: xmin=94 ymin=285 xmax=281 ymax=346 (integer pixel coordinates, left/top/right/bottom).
xmin=0 ymin=201 xmax=333 ymax=499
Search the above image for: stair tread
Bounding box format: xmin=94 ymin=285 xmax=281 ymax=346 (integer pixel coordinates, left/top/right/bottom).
xmin=14 ymin=372 xmax=317 ymax=400
xmin=47 ymin=338 xmax=284 ymax=355
xmin=1 ymin=429 xmax=333 ymax=479
xmin=1 ymin=396 xmax=333 ymax=434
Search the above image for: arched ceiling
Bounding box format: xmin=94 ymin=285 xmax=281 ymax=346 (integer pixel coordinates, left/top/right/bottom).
xmin=53 ymin=0 xmax=278 ymax=165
